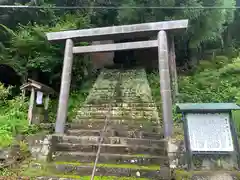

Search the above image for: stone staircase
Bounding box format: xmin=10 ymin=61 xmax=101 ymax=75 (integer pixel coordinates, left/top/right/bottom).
xmin=24 ymin=69 xmax=170 ymax=179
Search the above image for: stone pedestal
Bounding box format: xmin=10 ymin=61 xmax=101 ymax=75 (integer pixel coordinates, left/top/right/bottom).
xmin=32 ymin=105 xmax=45 ymax=125
xmin=27 ymin=134 xmax=52 ymax=162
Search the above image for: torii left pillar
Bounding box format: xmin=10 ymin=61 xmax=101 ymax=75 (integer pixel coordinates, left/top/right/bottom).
xmin=158 ymin=30 xmax=173 ymax=138
xmin=55 ymin=39 xmax=74 ymax=134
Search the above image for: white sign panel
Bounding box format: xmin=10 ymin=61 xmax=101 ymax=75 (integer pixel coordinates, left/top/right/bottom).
xmin=186 ymin=113 xmax=234 ymax=152
xmin=36 ymin=91 xmax=43 ymax=105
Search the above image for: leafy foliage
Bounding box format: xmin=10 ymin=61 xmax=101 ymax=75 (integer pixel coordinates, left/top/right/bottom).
xmin=178 ymin=57 xmax=240 ymax=103
xmin=0 ymin=12 xmax=91 ymax=87
xmin=148 ymin=56 xmax=240 ymax=131
xmin=117 ymin=0 xmax=236 ymax=48
xmin=0 ymin=83 xmax=31 ymax=147
xmin=48 ymin=76 xmax=97 ymax=123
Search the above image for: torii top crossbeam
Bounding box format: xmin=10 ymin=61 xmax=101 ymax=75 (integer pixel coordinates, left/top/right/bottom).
xmin=46 ymin=19 xmax=188 ymax=42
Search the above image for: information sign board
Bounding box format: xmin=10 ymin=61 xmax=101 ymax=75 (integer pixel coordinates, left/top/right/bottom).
xmin=186 ymin=113 xmax=234 ymax=152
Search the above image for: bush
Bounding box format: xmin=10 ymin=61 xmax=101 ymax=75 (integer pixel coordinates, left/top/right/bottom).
xmin=147 ymin=56 xmax=240 ymax=126
xmin=47 ymin=76 xmax=97 ymax=123
xmin=0 ymin=83 xmax=11 ymax=105
xmin=197 ymin=56 xmax=231 ymax=73
xmin=0 ymin=83 xmax=31 ymax=147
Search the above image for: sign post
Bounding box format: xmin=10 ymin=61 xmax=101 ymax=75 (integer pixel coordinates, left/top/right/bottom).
xmin=176 ymin=103 xmax=240 ymax=170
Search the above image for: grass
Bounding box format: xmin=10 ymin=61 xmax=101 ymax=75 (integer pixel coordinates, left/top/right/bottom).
xmin=0 ymin=84 xmax=37 ymax=148
xmin=55 ymin=161 xmax=160 ymax=170
xmin=56 ymin=175 xmax=149 ymax=180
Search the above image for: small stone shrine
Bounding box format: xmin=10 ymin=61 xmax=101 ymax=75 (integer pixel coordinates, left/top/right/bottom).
xmin=20 ymin=79 xmax=55 ymax=125
xmin=176 ymin=103 xmax=240 ymax=172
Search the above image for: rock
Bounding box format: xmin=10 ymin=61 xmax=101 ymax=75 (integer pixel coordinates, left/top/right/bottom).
xmin=32 ymin=162 xmax=42 ymax=169
xmin=192 ymin=173 xmax=234 ymax=180
xmin=28 ymin=134 xmax=52 ymax=161
xmin=0 ymin=149 xmax=10 ymax=160
xmin=202 ymin=159 xmax=212 ymax=170
xmin=168 ymin=138 xmax=180 ymax=169
xmin=221 ymin=156 xmax=236 ymax=170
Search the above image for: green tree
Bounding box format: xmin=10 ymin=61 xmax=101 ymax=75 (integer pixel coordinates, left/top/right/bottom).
xmin=0 ymin=12 xmax=91 ymax=88
xmin=117 ymin=0 xmax=235 ymax=48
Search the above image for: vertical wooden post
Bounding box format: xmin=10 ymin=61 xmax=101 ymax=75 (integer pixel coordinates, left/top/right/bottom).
xmin=169 ymin=35 xmax=178 ymax=102
xmin=158 ymin=30 xmax=173 ymax=138
xmin=55 ymin=39 xmax=74 ymax=134
xmin=44 ymin=94 xmax=50 ymax=122
xmin=44 ymin=94 xmax=50 ymax=111
xmin=22 ymin=89 xmax=26 ymax=100
xmin=28 ymin=88 xmax=35 ymax=125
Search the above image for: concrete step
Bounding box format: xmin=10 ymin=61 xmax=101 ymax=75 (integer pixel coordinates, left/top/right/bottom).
xmin=66 ymin=129 xmax=164 ymax=139
xmin=53 ymin=152 xmax=169 ymax=166
xmin=54 ymin=143 xmax=167 ymax=155
xmin=55 ymin=135 xmax=166 ymax=147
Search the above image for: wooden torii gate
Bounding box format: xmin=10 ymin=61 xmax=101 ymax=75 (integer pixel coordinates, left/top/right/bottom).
xmin=45 ymin=19 xmax=188 ymax=138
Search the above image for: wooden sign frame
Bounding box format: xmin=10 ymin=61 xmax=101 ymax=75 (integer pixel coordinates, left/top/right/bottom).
xmin=177 ymin=103 xmax=240 ymax=170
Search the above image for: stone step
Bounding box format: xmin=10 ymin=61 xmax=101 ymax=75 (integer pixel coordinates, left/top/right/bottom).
xmin=38 ymin=119 xmax=162 ymax=130
xmin=70 ymin=119 xmax=161 ymax=128
xmin=86 ymin=99 xmax=156 ymax=105
xmin=75 ymin=114 xmax=158 ymax=120
xmin=53 ymin=152 xmax=169 ymax=166
xmin=81 ymin=103 xmax=157 ymax=108
xmin=66 ymin=129 xmax=164 ymax=139
xmin=73 ymin=116 xmax=160 ymax=122
xmin=78 ymin=107 xmax=158 ymax=113
xmin=29 ymin=161 xmax=170 ymax=179
xmin=67 ymin=123 xmax=162 ymax=133
xmin=76 ymin=112 xmax=158 ymax=120
xmin=87 ymin=97 xmax=152 ymax=102
xmin=36 ymin=177 xmax=73 ymax=180
xmin=82 ymin=102 xmax=157 ymax=108
xmin=52 ymin=163 xmax=167 ymax=179
xmin=77 ymin=111 xmax=158 ymax=120
xmin=54 ymin=143 xmax=167 ymax=155
xmin=36 ymin=176 xmax=151 ymax=180
xmin=87 ymin=91 xmax=147 ymax=97
xmin=55 ymin=135 xmax=166 ymax=147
